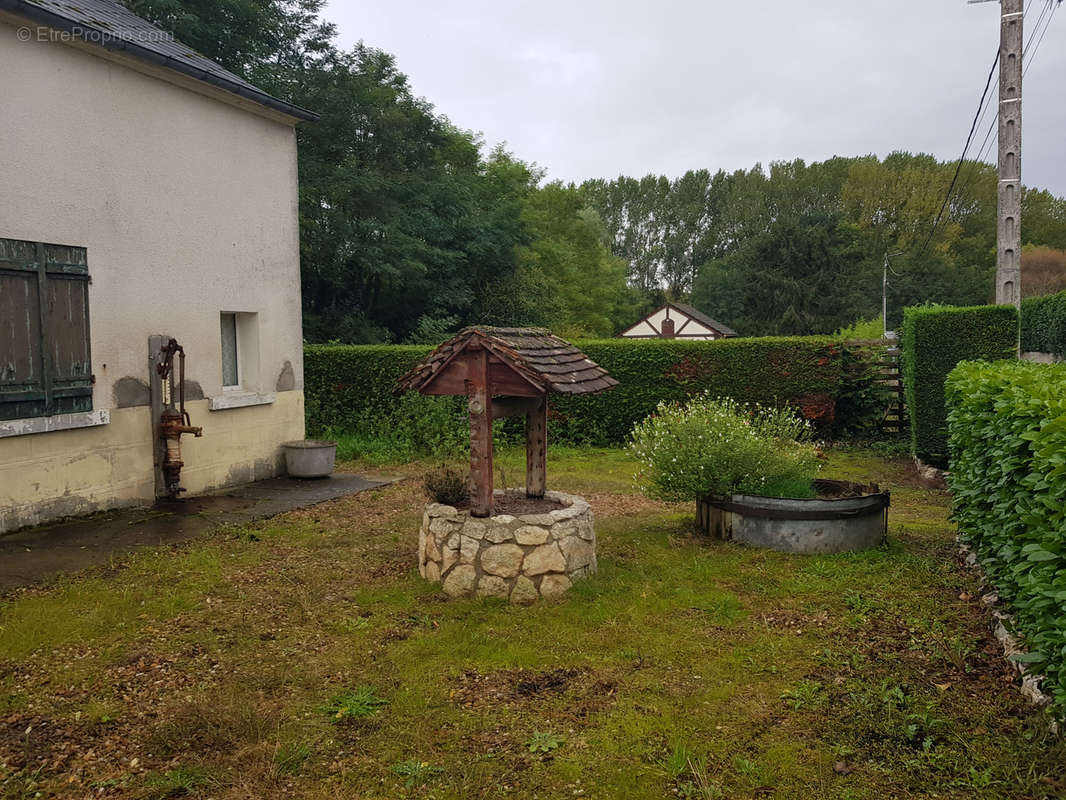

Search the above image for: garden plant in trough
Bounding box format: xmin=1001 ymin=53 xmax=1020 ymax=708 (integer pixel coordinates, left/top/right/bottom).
xmin=628 ymin=394 xmax=821 ymax=502
xmin=629 ymin=394 xmax=892 ymax=555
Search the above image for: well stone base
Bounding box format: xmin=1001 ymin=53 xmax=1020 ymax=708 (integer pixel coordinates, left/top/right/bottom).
xmin=418 ymin=490 xmax=596 ymax=603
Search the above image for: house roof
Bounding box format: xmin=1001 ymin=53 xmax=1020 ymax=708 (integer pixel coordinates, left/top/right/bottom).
xmin=668 ymin=303 xmax=738 ymax=337
xmin=397 ymin=327 xmax=618 ymax=396
xmin=618 ymin=302 xmax=738 ymax=338
xmin=0 ymin=0 xmax=318 ymax=121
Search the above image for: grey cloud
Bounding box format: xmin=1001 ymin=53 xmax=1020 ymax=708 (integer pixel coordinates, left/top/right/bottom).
xmin=327 ymin=0 xmax=1066 ymax=194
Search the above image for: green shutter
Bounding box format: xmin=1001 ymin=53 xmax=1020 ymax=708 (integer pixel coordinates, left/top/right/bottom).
xmin=0 ymin=238 xmax=92 ymax=420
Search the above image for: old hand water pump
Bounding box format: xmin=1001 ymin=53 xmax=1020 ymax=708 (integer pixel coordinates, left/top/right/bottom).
xmin=156 ymin=338 xmax=202 ymax=497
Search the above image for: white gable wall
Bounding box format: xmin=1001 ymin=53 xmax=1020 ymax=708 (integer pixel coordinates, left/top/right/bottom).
xmin=620 ymin=306 xmax=721 ymax=340
xmin=0 ymin=19 xmax=305 ymax=531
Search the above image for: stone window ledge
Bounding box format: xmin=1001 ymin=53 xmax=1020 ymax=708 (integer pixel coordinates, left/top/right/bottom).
xmin=207 ymin=391 xmax=275 ymax=411
xmin=0 ymin=409 xmax=110 ymax=439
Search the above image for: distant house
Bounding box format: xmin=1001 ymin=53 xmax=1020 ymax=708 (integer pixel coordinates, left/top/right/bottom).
xmin=0 ymin=0 xmax=317 ymax=532
xmin=618 ymin=303 xmax=737 ymax=341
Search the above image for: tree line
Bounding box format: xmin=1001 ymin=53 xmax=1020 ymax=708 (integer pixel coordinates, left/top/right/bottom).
xmin=124 ymin=0 xmax=1066 ymax=341
xmin=582 ymin=156 xmax=1066 ymax=335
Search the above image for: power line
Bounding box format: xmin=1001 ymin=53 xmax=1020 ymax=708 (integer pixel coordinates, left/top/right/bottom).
xmin=1024 ymin=0 xmax=1060 ymax=75
xmin=913 ymin=47 xmax=1001 ymax=261
xmin=957 ymin=0 xmax=1058 ymax=199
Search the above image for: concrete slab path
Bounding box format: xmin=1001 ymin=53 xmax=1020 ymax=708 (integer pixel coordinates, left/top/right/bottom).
xmin=0 ymin=473 xmax=394 ymax=592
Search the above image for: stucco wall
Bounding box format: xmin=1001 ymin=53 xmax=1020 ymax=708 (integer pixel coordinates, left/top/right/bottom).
xmin=0 ymin=19 xmax=307 ymax=532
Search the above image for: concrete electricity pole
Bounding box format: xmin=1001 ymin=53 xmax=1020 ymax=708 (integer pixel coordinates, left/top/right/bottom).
xmin=972 ymin=0 xmax=1024 ymax=307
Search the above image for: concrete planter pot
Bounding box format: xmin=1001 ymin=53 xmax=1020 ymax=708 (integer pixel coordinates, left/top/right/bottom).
xmin=696 ymin=479 xmax=889 ymax=555
xmin=282 ymin=440 xmax=337 ymax=479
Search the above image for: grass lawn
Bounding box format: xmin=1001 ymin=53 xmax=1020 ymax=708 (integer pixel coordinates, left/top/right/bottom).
xmin=0 ymin=447 xmax=1063 ymax=799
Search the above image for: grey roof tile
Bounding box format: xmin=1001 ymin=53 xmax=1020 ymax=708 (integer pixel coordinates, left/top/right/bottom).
xmin=1 ymin=0 xmax=317 ymax=121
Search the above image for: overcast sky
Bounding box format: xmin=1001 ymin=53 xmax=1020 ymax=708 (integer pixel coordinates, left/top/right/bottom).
xmin=325 ymin=1 xmax=1066 ymax=196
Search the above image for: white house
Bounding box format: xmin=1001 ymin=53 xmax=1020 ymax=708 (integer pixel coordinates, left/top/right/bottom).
xmin=618 ymin=303 xmax=737 ymax=341
xmin=0 ymin=0 xmax=316 ymax=532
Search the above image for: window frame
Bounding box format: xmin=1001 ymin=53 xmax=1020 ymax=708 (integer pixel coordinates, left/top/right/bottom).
xmin=220 ymin=311 xmax=241 ymax=391
xmin=0 ymin=238 xmax=93 ymax=421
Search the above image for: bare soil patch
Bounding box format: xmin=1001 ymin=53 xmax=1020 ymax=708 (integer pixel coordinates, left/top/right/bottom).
xmin=452 ymin=666 xmax=618 ymax=718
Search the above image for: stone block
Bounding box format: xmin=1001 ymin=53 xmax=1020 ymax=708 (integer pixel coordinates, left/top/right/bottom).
xmin=485 ymin=525 xmax=514 ymax=544
xmin=426 ymin=503 xmax=458 ymax=517
xmin=460 ymin=535 xmax=479 ymax=563
xmin=518 ymin=513 xmax=556 ymax=527
xmin=441 ymin=546 xmax=459 ymax=575
xmin=477 ymin=575 xmax=511 ymax=599
xmin=540 ymin=574 xmax=572 ymax=599
xmin=425 ymin=561 xmax=441 ymax=583
xmin=514 ymin=525 xmax=550 ymax=545
xmin=424 ymin=531 xmax=442 ymax=562
xmin=560 ymin=536 xmax=595 ymax=571
xmin=442 ymin=564 xmax=476 ymax=597
xmin=481 ymin=544 xmax=525 ymax=578
xmin=430 ymin=517 xmax=460 ymax=535
xmin=463 ymin=520 xmax=487 ymax=540
xmin=523 ymin=543 xmax=566 ymax=576
xmin=511 ymin=575 xmax=538 ymax=605
xmin=551 ymin=522 xmax=575 ymax=540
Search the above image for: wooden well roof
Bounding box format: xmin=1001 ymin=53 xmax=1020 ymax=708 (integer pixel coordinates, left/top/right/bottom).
xmin=397 ymin=327 xmax=618 ymax=396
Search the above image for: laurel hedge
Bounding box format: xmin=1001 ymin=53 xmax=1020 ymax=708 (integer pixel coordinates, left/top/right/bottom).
xmin=1021 ymin=290 xmax=1066 ymax=356
xmin=305 ymin=337 xmax=889 ymax=450
xmin=901 ymin=304 xmax=1018 ymax=467
xmin=946 ymin=359 xmax=1066 ymax=713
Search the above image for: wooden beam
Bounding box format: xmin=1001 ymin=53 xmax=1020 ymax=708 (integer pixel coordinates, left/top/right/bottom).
xmin=466 ymin=347 xmax=493 ymax=517
xmin=526 ymin=396 xmax=546 ymax=498
xmin=492 ymin=397 xmax=538 ymax=420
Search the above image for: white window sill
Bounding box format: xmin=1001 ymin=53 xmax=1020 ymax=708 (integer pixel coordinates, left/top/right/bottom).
xmin=207 ymin=391 xmax=275 ymax=411
xmin=0 ymin=409 xmax=110 ymax=439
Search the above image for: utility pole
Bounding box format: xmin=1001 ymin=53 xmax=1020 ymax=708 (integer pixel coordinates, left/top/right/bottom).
xmin=882 ymin=252 xmax=903 ymax=338
xmin=972 ymin=0 xmax=1024 ymax=307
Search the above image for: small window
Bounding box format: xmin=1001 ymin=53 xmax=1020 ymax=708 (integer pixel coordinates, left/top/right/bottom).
xmin=219 ymin=311 xmax=260 ymax=392
xmin=220 ymin=313 xmax=239 ymax=388
xmin=0 ymin=238 xmax=93 ymax=420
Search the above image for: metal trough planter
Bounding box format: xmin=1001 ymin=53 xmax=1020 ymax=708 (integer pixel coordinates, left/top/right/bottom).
xmin=282 ymin=440 xmax=337 ymax=479
xmin=696 ymin=479 xmax=889 ymax=555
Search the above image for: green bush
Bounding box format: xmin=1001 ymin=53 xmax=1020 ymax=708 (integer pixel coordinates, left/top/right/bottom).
xmin=946 ymin=360 xmax=1066 ymax=713
xmin=628 ymin=395 xmax=820 ymax=501
xmin=305 ymin=337 xmax=889 ymax=457
xmin=1021 ymin=290 xmax=1066 ymax=355
xmin=901 ymin=304 xmax=1018 ymax=467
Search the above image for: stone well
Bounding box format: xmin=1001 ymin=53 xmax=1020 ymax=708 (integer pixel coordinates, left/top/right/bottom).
xmin=418 ymin=490 xmax=596 ymax=603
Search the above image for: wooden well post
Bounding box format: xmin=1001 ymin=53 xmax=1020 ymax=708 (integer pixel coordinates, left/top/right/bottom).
xmin=396 ymin=327 xmax=617 ymax=518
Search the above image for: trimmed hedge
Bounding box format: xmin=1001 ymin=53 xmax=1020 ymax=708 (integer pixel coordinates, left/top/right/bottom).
xmin=947 ymin=360 xmax=1066 ymax=712
xmin=1021 ymin=290 xmax=1066 ymax=355
xmin=305 ymin=338 xmax=888 ymax=448
xmin=901 ymin=305 xmax=1018 ymax=467
xmin=547 ymin=338 xmax=874 ymax=444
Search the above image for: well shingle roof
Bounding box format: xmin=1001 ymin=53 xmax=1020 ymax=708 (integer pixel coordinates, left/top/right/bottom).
xmin=1 ymin=0 xmax=318 ymax=121
xmin=397 ymin=327 xmax=618 ymax=396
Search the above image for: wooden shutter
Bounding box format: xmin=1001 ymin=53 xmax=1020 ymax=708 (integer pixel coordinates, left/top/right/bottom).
xmin=0 ymin=238 xmax=92 ymax=420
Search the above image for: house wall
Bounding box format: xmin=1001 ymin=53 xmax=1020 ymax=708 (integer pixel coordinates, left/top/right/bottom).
xmin=620 ymin=307 xmax=721 ymax=340
xmin=0 ymin=18 xmax=305 ymax=533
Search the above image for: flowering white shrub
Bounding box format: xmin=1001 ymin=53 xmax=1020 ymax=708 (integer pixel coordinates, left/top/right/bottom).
xmin=628 ymin=395 xmax=820 ymax=501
